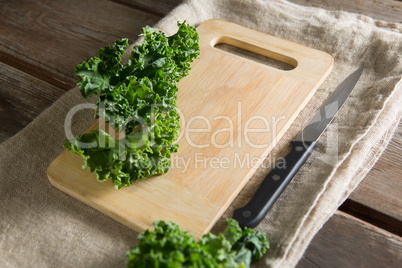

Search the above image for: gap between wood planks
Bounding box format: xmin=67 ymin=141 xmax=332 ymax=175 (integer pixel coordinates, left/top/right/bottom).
xmin=340 ymin=199 xmax=402 ymax=236
xmin=111 ymin=0 xmax=181 ymax=18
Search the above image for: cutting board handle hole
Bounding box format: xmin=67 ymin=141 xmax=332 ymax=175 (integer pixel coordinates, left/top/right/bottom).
xmin=213 ymin=37 xmax=297 ymax=71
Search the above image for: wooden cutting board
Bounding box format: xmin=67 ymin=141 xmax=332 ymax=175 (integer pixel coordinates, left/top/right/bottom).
xmin=47 ymin=19 xmax=333 ymax=239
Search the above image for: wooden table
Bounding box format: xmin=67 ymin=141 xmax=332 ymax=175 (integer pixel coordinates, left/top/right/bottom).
xmin=1 ymin=0 xmax=400 ymax=266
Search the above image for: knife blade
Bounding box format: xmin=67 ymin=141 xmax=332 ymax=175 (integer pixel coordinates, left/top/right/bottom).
xmin=233 ymin=67 xmax=364 ymax=228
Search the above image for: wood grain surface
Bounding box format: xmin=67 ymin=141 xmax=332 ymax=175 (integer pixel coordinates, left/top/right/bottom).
xmin=349 ymin=122 xmax=401 ymax=222
xmin=291 ymin=0 xmax=402 ymax=23
xmin=0 ymin=0 xmax=159 ymax=89
xmin=341 ymin=122 xmax=402 ymax=235
xmin=297 ymin=211 xmax=402 ymax=268
xmin=0 ymin=0 xmax=400 ymax=266
xmin=0 ymin=62 xmax=65 ymax=142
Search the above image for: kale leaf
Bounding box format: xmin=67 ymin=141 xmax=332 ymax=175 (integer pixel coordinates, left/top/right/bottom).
xmin=126 ymin=219 xmax=269 ymax=268
xmin=64 ymin=21 xmax=199 ymax=188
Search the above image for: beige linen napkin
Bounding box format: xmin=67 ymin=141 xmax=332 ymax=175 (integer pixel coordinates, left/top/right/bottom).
xmin=0 ymin=0 xmax=401 ymax=267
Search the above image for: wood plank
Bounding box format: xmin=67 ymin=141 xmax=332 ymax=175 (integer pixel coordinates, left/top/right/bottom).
xmin=112 ymin=0 xmax=183 ymax=17
xmin=350 ymin=122 xmax=401 ymax=221
xmin=296 ymin=211 xmax=402 ymax=268
xmin=0 ymin=62 xmax=65 ymax=143
xmin=289 ymin=0 xmax=402 ymax=23
xmin=340 ymin=122 xmax=402 ymax=235
xmin=0 ymin=0 xmax=160 ymax=89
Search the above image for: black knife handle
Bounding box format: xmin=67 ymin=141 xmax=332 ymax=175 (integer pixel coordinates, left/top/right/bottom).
xmin=233 ymin=140 xmax=317 ymax=228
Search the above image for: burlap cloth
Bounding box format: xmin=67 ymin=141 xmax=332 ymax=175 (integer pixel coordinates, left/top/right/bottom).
xmin=1 ymin=0 xmax=401 ymax=267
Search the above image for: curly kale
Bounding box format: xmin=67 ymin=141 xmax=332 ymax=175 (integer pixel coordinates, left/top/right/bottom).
xmin=64 ymin=21 xmax=200 ymax=189
xmin=126 ymin=219 xmax=269 ymax=268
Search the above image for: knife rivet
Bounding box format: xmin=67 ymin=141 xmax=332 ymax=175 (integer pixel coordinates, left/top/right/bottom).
xmin=242 ymin=210 xmax=252 ymax=218
xmin=295 ymin=146 xmax=304 ymax=151
xmin=272 ymin=174 xmax=280 ymax=181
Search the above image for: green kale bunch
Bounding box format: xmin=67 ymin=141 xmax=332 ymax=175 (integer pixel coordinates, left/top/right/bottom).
xmin=126 ymin=219 xmax=269 ymax=268
xmin=64 ymin=22 xmax=200 ymax=188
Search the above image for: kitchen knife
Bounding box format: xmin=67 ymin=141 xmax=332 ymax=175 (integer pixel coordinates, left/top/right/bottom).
xmin=233 ymin=67 xmax=364 ymax=228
